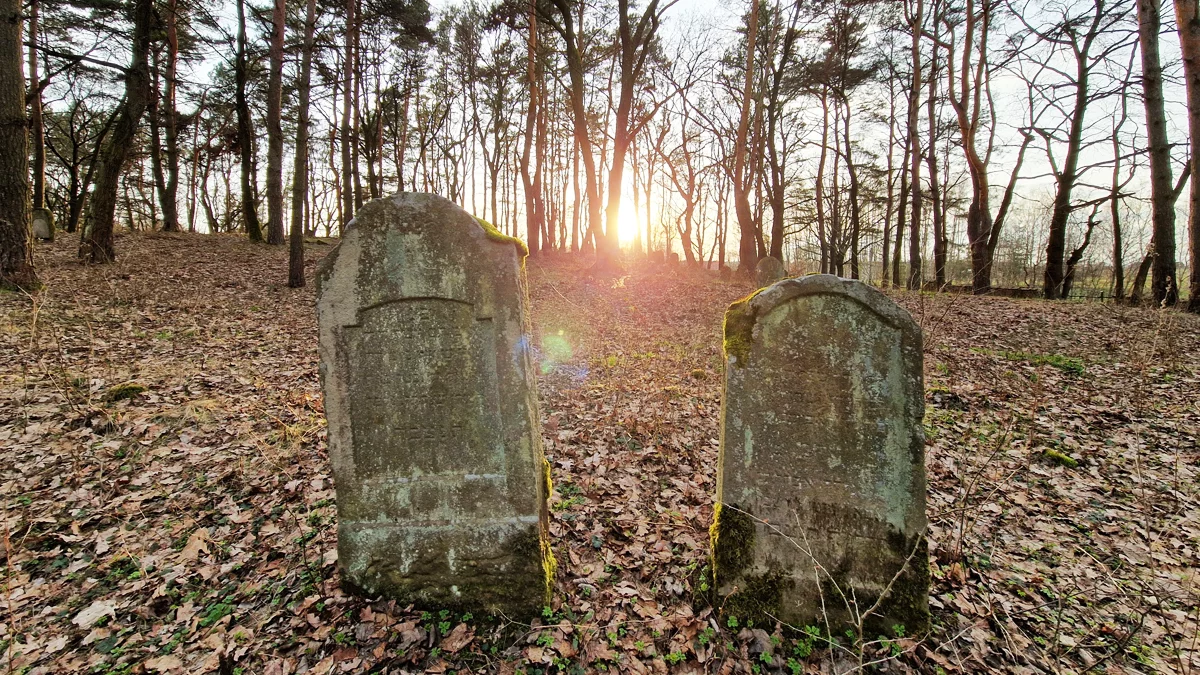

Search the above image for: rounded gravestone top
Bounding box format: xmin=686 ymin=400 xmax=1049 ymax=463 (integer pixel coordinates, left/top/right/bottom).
xmin=32 ymin=208 xmax=54 ymax=241
xmin=754 ymin=256 xmax=787 ymax=287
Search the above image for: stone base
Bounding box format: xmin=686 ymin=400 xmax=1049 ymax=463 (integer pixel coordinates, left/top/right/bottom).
xmin=339 ymin=518 xmax=551 ymax=617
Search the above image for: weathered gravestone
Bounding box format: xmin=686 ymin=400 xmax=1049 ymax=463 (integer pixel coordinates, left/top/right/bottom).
xmin=755 ymin=256 xmax=787 ymax=288
xmin=712 ymin=274 xmax=929 ymax=634
xmin=316 ymin=193 xmax=553 ymax=617
xmin=32 ymin=208 xmax=54 ymax=241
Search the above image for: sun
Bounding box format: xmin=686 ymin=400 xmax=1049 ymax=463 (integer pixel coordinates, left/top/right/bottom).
xmin=618 ymin=197 xmax=640 ymax=246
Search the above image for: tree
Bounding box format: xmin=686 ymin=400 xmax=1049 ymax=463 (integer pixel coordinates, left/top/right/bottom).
xmin=1173 ymin=0 xmax=1200 ymax=312
xmin=266 ymin=0 xmax=286 ymax=244
xmin=601 ymin=0 xmax=671 ymax=265
xmin=1136 ymin=0 xmax=1178 ymax=305
xmin=235 ymin=0 xmax=264 ymax=242
xmin=519 ymin=0 xmax=544 ymax=255
xmin=153 ymin=0 xmax=182 ymax=232
xmin=906 ymin=0 xmax=924 ymax=289
xmin=79 ymin=0 xmax=154 ymax=263
xmin=544 ymin=0 xmax=604 ymax=256
xmin=290 ymin=0 xmax=318 ymax=287
xmin=733 ymin=0 xmax=762 ymax=275
xmin=29 ymin=0 xmax=47 ymax=227
xmin=0 ymin=0 xmax=35 ymax=287
xmin=1010 ymin=0 xmax=1134 ymax=299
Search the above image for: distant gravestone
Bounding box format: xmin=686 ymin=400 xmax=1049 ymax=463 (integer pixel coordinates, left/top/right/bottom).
xmin=755 ymin=256 xmax=787 ymax=287
xmin=32 ymin=208 xmax=54 ymax=242
xmin=712 ymin=275 xmax=929 ymax=634
xmin=316 ymin=192 xmax=553 ymax=617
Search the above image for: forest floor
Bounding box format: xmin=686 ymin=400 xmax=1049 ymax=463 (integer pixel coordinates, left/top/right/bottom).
xmin=1 ymin=231 xmax=1198 ymax=675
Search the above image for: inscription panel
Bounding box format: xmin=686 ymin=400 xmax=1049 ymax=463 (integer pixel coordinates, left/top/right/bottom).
xmin=348 ymin=299 xmax=500 ymax=480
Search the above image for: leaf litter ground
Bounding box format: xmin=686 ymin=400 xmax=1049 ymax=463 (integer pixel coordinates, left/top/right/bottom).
xmin=1 ymin=233 xmax=1197 ymax=674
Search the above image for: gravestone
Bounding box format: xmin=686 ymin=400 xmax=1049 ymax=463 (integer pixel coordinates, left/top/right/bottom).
xmin=32 ymin=208 xmax=54 ymax=241
xmin=712 ymin=274 xmax=929 ymax=634
xmin=755 ymin=256 xmax=786 ymax=287
xmin=316 ymin=192 xmax=553 ymax=618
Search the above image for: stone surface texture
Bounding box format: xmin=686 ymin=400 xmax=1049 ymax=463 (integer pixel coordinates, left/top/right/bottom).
xmin=316 ymin=192 xmax=551 ymax=618
xmin=754 ymin=256 xmax=787 ymax=288
xmin=713 ymin=274 xmax=929 ymax=634
xmin=32 ymin=208 xmax=53 ymax=241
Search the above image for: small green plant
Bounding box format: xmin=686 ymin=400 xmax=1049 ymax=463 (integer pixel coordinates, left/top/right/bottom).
xmin=726 ymin=616 xmax=739 ymax=629
xmin=665 ymin=650 xmax=685 ymax=664
xmin=198 ymin=602 xmax=233 ymax=628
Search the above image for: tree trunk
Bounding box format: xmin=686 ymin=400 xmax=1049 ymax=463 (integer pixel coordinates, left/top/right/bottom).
xmin=1173 ymin=0 xmax=1200 ymax=312
xmin=266 ymin=0 xmax=285 ymax=244
xmin=79 ymin=0 xmax=153 ymax=263
xmin=1 ymin=0 xmax=35 ymax=287
xmin=289 ymin=0 xmax=316 ymax=287
xmin=926 ymin=38 xmax=946 ymax=288
xmin=150 ymin=50 xmax=167 ymax=230
xmin=341 ymin=0 xmax=356 ymax=227
xmin=550 ymin=0 xmax=603 ymax=259
xmin=236 ymin=0 xmax=263 ymax=241
xmin=844 ymin=100 xmax=863 ymax=279
xmin=28 ymin=0 xmax=45 ymax=217
xmin=906 ymin=0 xmax=923 ymax=290
xmin=520 ymin=1 xmax=542 ymax=255
xmin=733 ymin=0 xmax=761 ymax=275
xmin=1138 ymin=0 xmax=1178 ymax=305
xmin=161 ymin=0 xmax=180 ymax=232
xmin=815 ymin=90 xmax=830 ymax=274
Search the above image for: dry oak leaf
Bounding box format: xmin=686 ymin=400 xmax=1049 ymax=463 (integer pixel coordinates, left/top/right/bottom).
xmin=180 ymin=527 xmax=210 ymax=561
xmin=439 ymin=623 xmax=474 ymax=654
xmin=72 ymin=600 xmax=118 ymax=628
xmin=142 ymin=655 xmax=184 ymax=672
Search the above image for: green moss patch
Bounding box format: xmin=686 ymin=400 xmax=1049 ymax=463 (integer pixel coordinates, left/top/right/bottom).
xmin=1043 ymin=448 xmax=1079 ymax=468
xmin=711 ymin=502 xmax=755 ymax=579
xmin=540 ymin=456 xmax=557 ymax=604
xmin=474 ymin=217 xmax=528 ymax=258
xmin=723 ymin=290 xmax=764 ymax=367
xmin=103 ymin=381 xmax=147 ymax=402
xmin=710 ymin=503 xmax=787 ymax=621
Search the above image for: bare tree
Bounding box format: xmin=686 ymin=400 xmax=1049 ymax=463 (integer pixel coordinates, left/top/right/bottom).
xmin=1136 ymin=0 xmax=1178 ymax=305
xmin=266 ymin=0 xmax=286 ymax=244
xmin=290 ymin=0 xmax=319 ymax=288
xmin=1172 ymin=0 xmax=1200 ymax=312
xmin=79 ymin=0 xmax=153 ymax=263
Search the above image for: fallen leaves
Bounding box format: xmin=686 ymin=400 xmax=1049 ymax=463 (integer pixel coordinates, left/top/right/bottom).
xmin=1 ymin=234 xmax=1197 ymax=673
xmin=72 ymin=600 xmax=118 ymax=628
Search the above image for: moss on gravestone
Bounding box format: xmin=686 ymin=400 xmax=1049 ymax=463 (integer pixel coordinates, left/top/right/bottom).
xmin=474 ymin=217 xmax=528 ymax=258
xmin=722 ymin=290 xmax=765 ymax=367
xmin=711 ymin=503 xmax=791 ymax=622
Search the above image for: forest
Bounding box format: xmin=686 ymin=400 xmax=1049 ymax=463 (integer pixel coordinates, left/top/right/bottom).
xmin=0 ymin=0 xmax=1199 ymax=307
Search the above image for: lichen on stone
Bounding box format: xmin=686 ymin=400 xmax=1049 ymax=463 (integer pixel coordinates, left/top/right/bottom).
xmin=540 ymin=456 xmax=557 ymax=604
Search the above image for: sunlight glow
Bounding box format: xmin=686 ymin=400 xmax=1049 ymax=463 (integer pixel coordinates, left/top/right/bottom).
xmin=618 ymin=197 xmax=639 ymax=246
